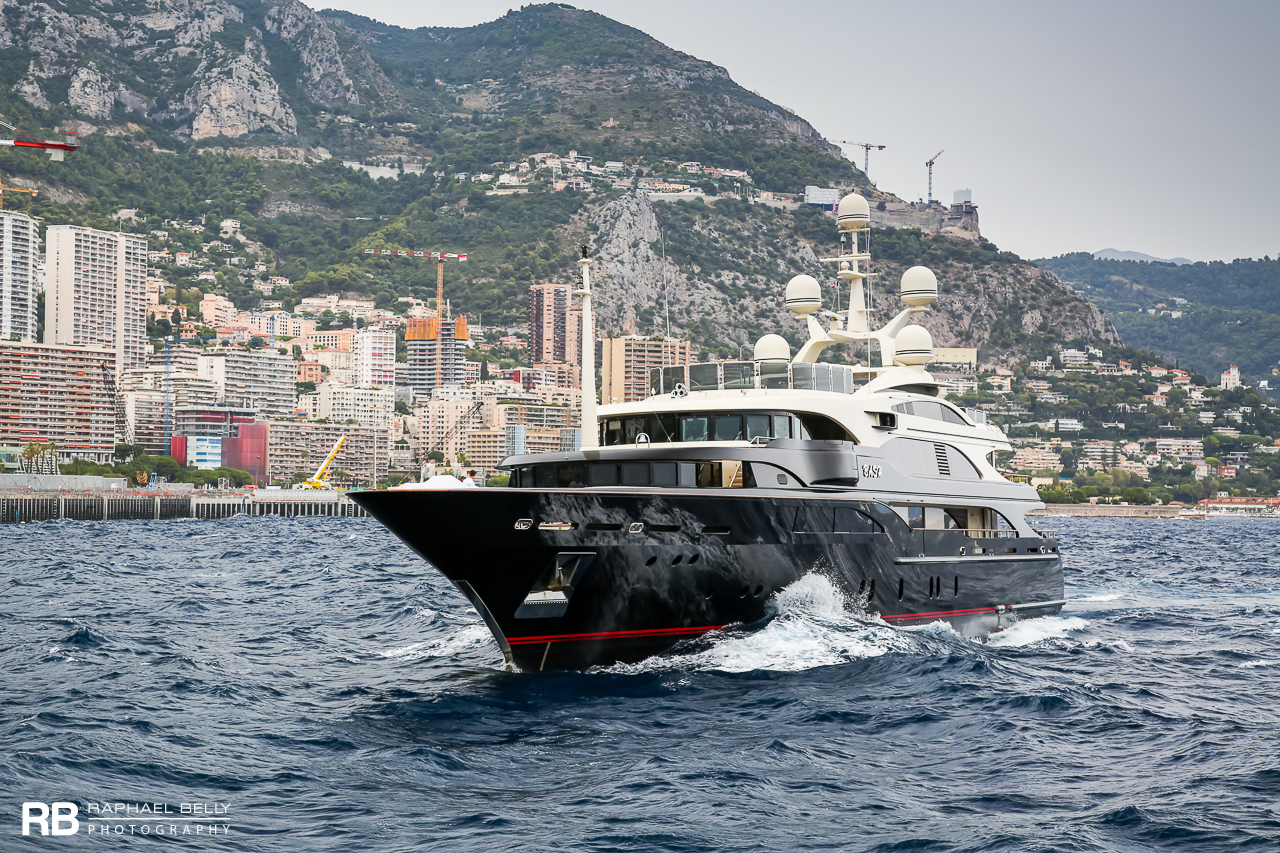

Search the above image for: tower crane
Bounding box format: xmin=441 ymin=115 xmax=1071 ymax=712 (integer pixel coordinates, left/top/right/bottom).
xmin=355 ymin=247 xmax=469 ymax=387
xmin=1 ymin=115 xmax=77 ymax=208
xmin=0 ymin=179 xmax=36 ymax=210
xmin=925 ymin=150 xmax=944 ymax=206
xmin=836 ymin=141 xmax=886 ymax=197
xmin=0 ymin=116 xmax=78 ymax=160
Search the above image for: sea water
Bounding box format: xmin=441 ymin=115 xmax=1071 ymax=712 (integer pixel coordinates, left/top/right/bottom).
xmin=2 ymin=516 xmax=1278 ymax=851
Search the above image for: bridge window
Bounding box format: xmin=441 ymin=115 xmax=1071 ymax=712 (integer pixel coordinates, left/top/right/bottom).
xmin=681 ymin=416 xmax=708 ymax=442
xmin=713 ymin=415 xmax=743 ymax=441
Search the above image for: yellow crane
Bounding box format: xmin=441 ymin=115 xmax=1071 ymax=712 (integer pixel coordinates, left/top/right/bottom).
xmin=0 ymin=176 xmax=36 ymax=209
xmin=301 ymin=436 xmax=346 ymax=489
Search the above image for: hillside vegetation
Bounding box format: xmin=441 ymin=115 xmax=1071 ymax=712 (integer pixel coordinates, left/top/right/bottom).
xmin=1038 ymin=253 xmax=1280 ymax=381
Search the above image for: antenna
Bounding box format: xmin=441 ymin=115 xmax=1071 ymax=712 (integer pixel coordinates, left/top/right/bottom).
xmin=926 ymin=150 xmax=944 ymax=205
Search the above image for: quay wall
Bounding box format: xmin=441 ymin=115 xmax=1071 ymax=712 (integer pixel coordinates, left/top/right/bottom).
xmin=1029 ymin=504 xmax=1182 ymax=518
xmin=0 ymin=492 xmax=369 ymax=523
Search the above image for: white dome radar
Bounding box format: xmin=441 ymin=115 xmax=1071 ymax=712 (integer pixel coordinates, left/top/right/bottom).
xmin=836 ymin=193 xmax=871 ymax=231
xmin=894 ymin=324 xmax=934 ymax=366
xmin=900 ymin=266 xmax=939 ymax=307
xmin=753 ymin=334 xmax=791 ymax=362
xmin=785 ymin=274 xmax=822 ymax=315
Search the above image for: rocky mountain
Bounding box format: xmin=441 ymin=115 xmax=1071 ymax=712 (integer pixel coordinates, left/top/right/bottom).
xmin=588 ymin=192 xmax=1116 ymax=363
xmin=0 ymin=0 xmax=398 ymax=139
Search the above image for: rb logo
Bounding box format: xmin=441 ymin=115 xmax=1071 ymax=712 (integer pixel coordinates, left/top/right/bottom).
xmin=22 ymin=803 xmax=80 ymax=836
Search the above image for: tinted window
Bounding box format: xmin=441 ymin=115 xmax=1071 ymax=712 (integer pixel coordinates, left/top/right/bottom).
xmin=605 ymin=419 xmax=623 ymax=446
xmin=681 ymin=416 xmax=708 ymax=442
xmin=652 ymin=462 xmax=678 ymax=487
xmin=557 ymin=463 xmax=586 ymax=487
xmin=678 ymin=462 xmax=696 ymax=487
xmin=713 ymin=415 xmax=743 ymax=441
xmin=534 ymin=466 xmax=555 ymax=488
xmin=624 ymin=418 xmax=646 ymax=443
xmin=588 ymin=463 xmax=618 ymax=486
xmin=773 ymin=415 xmax=792 ymax=439
xmin=621 ymin=462 xmax=649 ymax=486
xmin=746 ymin=415 xmax=771 ymax=442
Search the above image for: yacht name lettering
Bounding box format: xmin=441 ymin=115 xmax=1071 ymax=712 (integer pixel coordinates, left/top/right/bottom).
xmin=860 ymin=464 xmax=882 ymax=478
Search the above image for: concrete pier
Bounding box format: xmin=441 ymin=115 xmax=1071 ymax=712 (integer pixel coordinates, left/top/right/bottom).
xmin=0 ymin=491 xmax=369 ymax=523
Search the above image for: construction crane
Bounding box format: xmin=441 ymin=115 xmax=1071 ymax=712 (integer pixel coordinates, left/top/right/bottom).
xmin=0 ymin=178 xmax=36 ymax=210
xmin=421 ymin=400 xmax=483 ymax=480
xmin=1 ymin=115 xmax=77 ymax=210
xmin=300 ymin=436 xmax=346 ymax=490
xmin=836 ymin=141 xmax=886 ymax=197
xmin=355 ymin=248 xmax=469 ymax=387
xmin=0 ymin=116 xmax=78 ymax=161
xmin=100 ymin=361 xmax=134 ymax=449
xmin=925 ymin=150 xmax=944 ymax=206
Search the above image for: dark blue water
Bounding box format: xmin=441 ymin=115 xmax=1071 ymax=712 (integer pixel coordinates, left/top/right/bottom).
xmin=3 ymin=515 xmax=1279 ymax=851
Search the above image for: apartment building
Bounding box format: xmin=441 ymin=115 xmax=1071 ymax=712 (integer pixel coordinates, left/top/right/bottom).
xmin=353 ymin=326 xmax=397 ymax=388
xmin=302 ymin=383 xmax=395 ymax=427
xmin=241 ymin=311 xmax=316 ymax=340
xmin=0 ymin=343 xmax=117 ymax=464
xmin=44 ymin=225 xmax=148 ymax=372
xmin=0 ymin=210 xmax=40 ymax=341
xmin=264 ymin=420 xmax=389 ymax=486
xmin=199 ymin=293 xmax=237 ymax=328
xmin=600 ymin=336 xmax=693 ymax=404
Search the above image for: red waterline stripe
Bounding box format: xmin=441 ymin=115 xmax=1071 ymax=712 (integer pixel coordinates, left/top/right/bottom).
xmin=508 ymin=625 xmax=726 ymax=646
xmin=882 ymin=606 xmax=999 ymax=622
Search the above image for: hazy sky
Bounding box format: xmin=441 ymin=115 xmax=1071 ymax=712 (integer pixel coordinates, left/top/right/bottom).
xmin=315 ymin=0 xmax=1278 ymax=263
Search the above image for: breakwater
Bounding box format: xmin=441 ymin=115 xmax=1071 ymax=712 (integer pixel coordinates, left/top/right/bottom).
xmin=0 ymin=491 xmax=368 ymax=523
xmin=1029 ymin=503 xmax=1182 ymax=518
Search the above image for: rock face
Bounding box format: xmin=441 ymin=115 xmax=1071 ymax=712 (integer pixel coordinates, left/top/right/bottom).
xmin=589 ymin=192 xmax=1118 ymax=364
xmin=1 ymin=0 xmax=393 ymax=138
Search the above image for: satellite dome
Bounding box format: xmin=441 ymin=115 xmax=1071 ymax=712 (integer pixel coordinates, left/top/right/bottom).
xmin=785 ymin=274 xmax=822 ymax=315
xmin=895 ymin=324 xmax=934 ymax=366
xmin=900 ymin=266 xmax=938 ymax=307
xmin=753 ymin=334 xmax=791 ymax=362
xmin=836 ymin=194 xmax=871 ymax=231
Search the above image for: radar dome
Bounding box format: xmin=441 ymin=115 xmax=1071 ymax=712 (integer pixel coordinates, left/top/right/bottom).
xmin=900 ymin=266 xmax=938 ymax=307
xmin=753 ymin=334 xmax=791 ymax=362
xmin=785 ymin=274 xmax=822 ymax=315
xmin=837 ymin=194 xmax=871 ymax=231
xmin=894 ymin=324 xmax=934 ymax=366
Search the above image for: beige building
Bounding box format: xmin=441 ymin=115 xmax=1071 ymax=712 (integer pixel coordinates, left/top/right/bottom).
xmin=600 ymin=336 xmax=693 ymax=404
xmin=0 ymin=343 xmax=118 ymax=464
xmin=199 ymin=293 xmax=237 ymax=328
xmin=264 ymin=420 xmax=389 ymax=486
xmin=44 ymin=225 xmax=148 ymax=372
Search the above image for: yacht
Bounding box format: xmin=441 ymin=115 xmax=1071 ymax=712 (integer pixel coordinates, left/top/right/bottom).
xmin=352 ymin=193 xmax=1064 ymax=671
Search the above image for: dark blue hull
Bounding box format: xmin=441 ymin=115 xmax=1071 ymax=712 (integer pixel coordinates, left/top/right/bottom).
xmin=352 ymin=489 xmax=1063 ymax=670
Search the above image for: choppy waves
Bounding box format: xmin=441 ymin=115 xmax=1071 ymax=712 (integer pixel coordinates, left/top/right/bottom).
xmin=4 ymin=516 xmax=1280 ymax=852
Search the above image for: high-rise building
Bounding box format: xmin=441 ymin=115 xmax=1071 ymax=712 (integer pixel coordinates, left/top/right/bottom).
xmin=405 ymin=317 xmax=469 ymax=397
xmin=529 ymin=283 xmax=571 ymax=363
xmin=600 ymin=336 xmax=693 ymax=403
xmin=191 ymin=347 xmax=295 ymax=417
xmin=0 ymin=343 xmax=117 ymax=464
xmin=0 ymin=210 xmax=40 ymax=342
xmin=352 ymin=326 xmax=397 ymax=387
xmin=300 ymin=383 xmax=395 ymax=427
xmin=44 ymin=225 xmax=148 ymax=372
